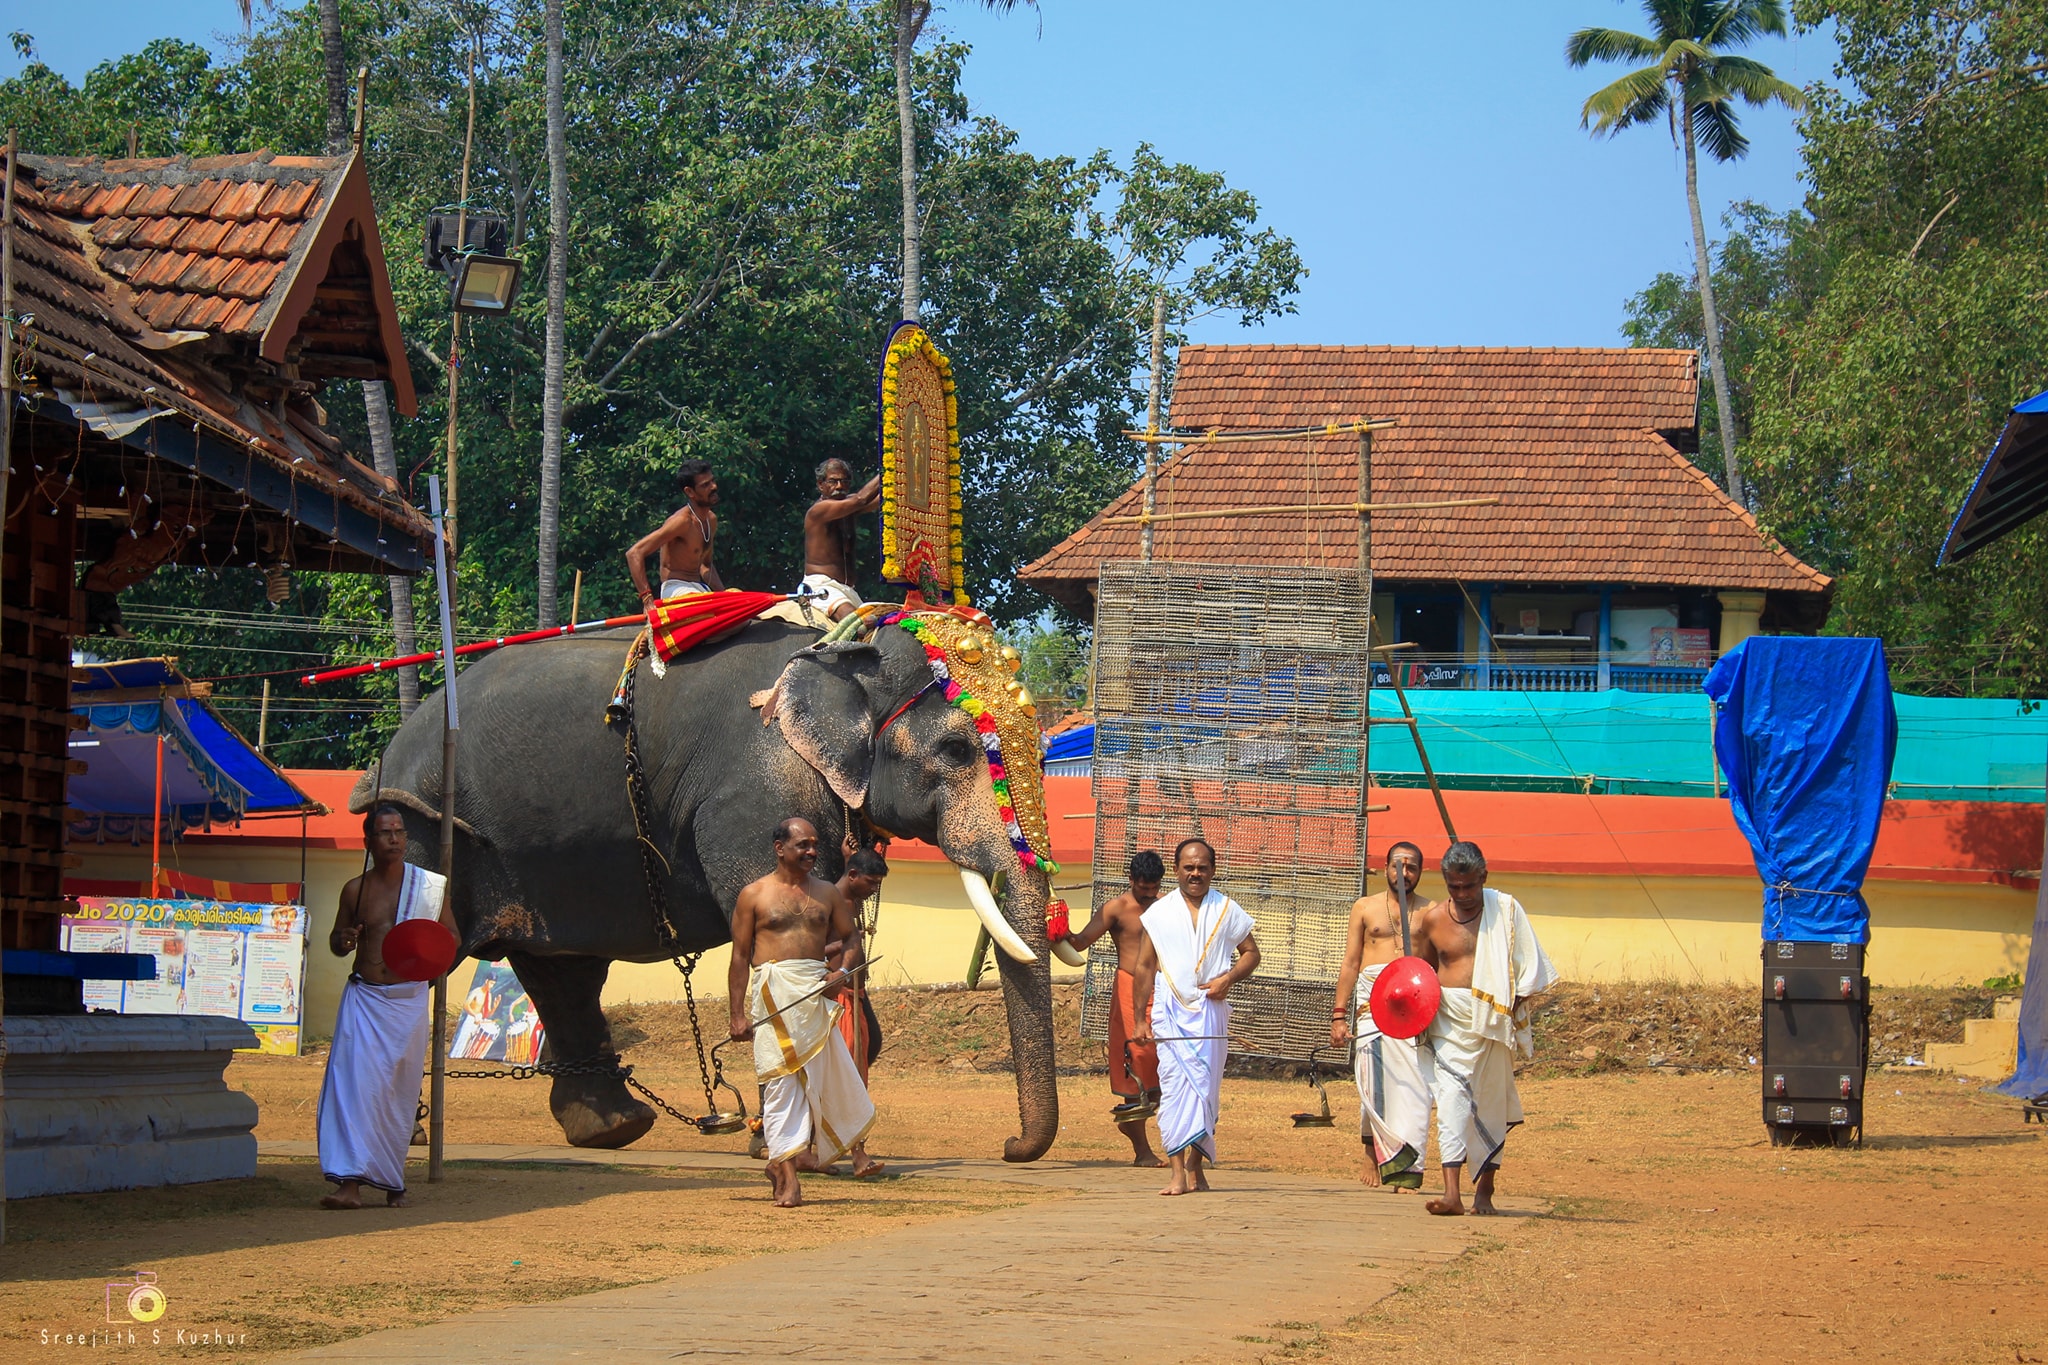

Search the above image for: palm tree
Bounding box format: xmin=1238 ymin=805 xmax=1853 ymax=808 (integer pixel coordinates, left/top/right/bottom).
xmin=537 ymin=0 xmax=568 ymax=627
xmin=1567 ymin=0 xmax=1804 ymax=509
xmin=891 ymin=0 xmax=1033 ymax=323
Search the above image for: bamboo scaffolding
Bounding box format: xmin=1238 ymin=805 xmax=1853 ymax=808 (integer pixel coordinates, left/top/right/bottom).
xmin=1123 ymin=418 xmax=1400 ymax=446
xmin=1100 ymin=495 xmax=1498 ymax=528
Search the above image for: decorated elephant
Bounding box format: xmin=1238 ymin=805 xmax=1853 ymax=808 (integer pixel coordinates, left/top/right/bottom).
xmin=352 ymin=606 xmax=1064 ymax=1160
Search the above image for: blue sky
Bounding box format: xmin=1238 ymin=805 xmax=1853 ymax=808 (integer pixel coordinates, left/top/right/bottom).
xmin=7 ymin=0 xmax=1835 ymax=348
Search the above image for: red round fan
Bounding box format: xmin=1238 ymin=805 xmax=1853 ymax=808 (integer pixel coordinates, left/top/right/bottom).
xmin=384 ymin=919 xmax=459 ymax=982
xmin=1367 ymin=955 xmax=1442 ymax=1040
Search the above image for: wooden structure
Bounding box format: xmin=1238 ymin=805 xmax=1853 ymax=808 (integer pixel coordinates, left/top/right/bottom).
xmin=1 ymin=146 xmax=432 ymax=954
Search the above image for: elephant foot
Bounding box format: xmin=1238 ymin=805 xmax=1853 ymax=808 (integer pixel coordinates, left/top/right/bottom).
xmin=550 ymin=1077 xmax=656 ymax=1149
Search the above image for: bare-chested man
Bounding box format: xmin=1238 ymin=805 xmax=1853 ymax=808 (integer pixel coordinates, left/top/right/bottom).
xmin=626 ymin=458 xmax=724 ymax=610
xmin=799 ymin=457 xmax=879 ymax=621
xmin=1332 ymin=841 xmax=1432 ymax=1189
xmin=1411 ymin=840 xmax=1557 ymax=1216
xmin=822 ymin=840 xmax=888 ymax=1178
xmin=1064 ymin=849 xmax=1166 ymax=1166
xmin=316 ymin=804 xmax=457 ymax=1209
xmin=728 ymin=818 xmax=876 ymax=1207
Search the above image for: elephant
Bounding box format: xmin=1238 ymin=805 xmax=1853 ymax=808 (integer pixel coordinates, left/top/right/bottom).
xmin=352 ymin=610 xmax=1061 ymax=1161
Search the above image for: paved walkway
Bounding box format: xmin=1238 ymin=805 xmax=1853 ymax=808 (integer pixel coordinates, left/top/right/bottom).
xmin=262 ymin=1142 xmax=1491 ymax=1364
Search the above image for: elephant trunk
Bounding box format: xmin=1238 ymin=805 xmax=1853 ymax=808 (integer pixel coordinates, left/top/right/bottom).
xmin=993 ymin=862 xmax=1058 ymax=1162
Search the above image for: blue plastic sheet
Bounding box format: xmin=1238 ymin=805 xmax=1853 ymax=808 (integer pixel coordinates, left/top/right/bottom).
xmin=1702 ymin=638 xmax=1898 ymax=943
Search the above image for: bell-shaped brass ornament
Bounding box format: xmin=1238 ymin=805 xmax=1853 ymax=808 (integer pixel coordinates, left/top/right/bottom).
xmin=1017 ymin=687 xmax=1037 ymax=718
xmin=999 ymin=645 xmax=1022 ymax=674
xmin=957 ymin=640 xmax=984 ymax=665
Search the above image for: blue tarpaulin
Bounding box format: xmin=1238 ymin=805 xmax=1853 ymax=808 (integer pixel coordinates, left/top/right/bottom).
xmin=1703 ymin=638 xmax=1899 ymax=943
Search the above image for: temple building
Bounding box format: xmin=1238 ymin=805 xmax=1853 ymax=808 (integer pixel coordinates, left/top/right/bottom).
xmin=1020 ymin=344 xmax=1831 ymax=690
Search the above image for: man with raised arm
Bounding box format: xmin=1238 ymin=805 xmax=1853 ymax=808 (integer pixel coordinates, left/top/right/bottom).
xmin=799 ymin=457 xmax=879 ymax=620
xmin=625 ymin=458 xmax=724 ymax=609
xmin=1332 ymin=841 xmax=1433 ymax=1190
xmin=1130 ymin=838 xmax=1260 ymax=1196
xmin=1064 ymin=849 xmax=1167 ymax=1167
xmin=728 ymin=818 xmax=874 ymax=1208
xmin=1412 ymin=840 xmax=1558 ymax=1216
xmin=317 ymin=804 xmax=458 ymax=1209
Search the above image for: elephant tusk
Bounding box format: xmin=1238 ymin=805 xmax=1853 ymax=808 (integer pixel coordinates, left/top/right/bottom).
xmin=1051 ymin=939 xmax=1087 ymax=968
xmin=958 ymin=867 xmax=1037 ymax=964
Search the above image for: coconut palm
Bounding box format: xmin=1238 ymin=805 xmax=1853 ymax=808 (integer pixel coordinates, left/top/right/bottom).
xmin=1567 ymin=0 xmax=1804 ymax=509
xmin=538 ymin=0 xmax=568 ymax=627
xmin=891 ymin=0 xmax=1034 ymax=323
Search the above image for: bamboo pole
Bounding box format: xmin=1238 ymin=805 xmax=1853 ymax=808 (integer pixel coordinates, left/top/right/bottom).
xmin=1123 ymin=418 xmax=1399 ymax=446
xmin=258 ymin=678 xmax=271 ymax=751
xmin=426 ymin=476 xmax=460 ymax=1185
xmin=151 ymin=731 xmax=165 ymax=896
xmin=1141 ymin=292 xmax=1165 ymax=562
xmin=1354 ymin=426 xmax=1374 ymax=896
xmin=1100 ymin=496 xmax=1498 ymax=528
xmin=569 ymin=568 xmax=582 ymax=625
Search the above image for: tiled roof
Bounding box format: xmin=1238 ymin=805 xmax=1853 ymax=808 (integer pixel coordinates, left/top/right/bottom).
xmin=1020 ymin=345 xmax=1829 ymax=602
xmin=3 ymin=149 xmax=430 ymax=561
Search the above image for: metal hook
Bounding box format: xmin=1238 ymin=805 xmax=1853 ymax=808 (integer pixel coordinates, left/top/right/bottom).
xmin=1291 ymin=1046 xmax=1339 ymax=1128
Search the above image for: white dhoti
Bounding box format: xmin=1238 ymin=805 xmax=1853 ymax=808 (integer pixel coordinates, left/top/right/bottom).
xmin=1355 ymin=963 xmax=1431 ymax=1187
xmin=1141 ymin=888 xmax=1256 ymax=1164
xmin=1423 ymin=888 xmax=1558 ymax=1172
xmin=1425 ymin=986 xmax=1520 ymax=1170
xmin=317 ymin=976 xmax=431 ymax=1192
xmin=316 ymin=863 xmax=447 ymax=1193
xmin=750 ymin=958 xmax=875 ymax=1165
xmin=660 ymin=579 xmax=711 ymax=599
xmin=798 ymin=573 xmax=863 ymax=616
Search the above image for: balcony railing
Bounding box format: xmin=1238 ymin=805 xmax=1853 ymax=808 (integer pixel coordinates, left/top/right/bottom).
xmin=1374 ymin=655 xmax=1709 ymax=694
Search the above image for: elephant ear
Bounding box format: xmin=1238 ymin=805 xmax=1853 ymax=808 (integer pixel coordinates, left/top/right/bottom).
xmin=773 ymin=641 xmax=883 ymax=809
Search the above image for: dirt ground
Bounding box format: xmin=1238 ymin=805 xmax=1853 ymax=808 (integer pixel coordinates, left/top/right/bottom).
xmin=5 ymin=982 xmax=2042 ymax=1364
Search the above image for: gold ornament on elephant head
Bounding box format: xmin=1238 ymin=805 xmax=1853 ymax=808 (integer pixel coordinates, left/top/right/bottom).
xmin=880 ymin=610 xmax=1058 ymax=875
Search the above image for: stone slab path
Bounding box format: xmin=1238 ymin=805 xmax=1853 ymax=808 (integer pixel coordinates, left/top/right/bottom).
xmin=262 ymin=1142 xmax=1490 ymax=1364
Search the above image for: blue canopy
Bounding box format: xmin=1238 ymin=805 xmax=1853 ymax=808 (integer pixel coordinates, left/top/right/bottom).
xmin=1702 ymin=638 xmax=1898 ymax=943
xmin=69 ymin=658 xmax=319 ymax=837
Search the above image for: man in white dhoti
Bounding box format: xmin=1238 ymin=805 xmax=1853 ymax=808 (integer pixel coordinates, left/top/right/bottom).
xmin=1414 ymin=840 xmax=1558 ymax=1216
xmin=626 ymin=459 xmax=724 ymax=612
xmin=1331 ymin=841 xmax=1433 ymax=1190
xmin=317 ymin=804 xmax=457 ymax=1209
xmin=1130 ymin=838 xmax=1260 ymax=1197
xmin=729 ymin=817 xmax=875 ymax=1207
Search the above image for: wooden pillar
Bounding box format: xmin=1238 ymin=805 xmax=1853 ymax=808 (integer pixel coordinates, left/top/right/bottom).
xmin=1354 ymin=426 xmax=1373 ymax=894
xmin=1597 ymin=586 xmax=1614 ymax=692
xmin=1477 ymin=584 xmax=1493 ymax=692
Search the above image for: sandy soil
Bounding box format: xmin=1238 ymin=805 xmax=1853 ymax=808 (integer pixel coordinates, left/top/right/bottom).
xmin=5 ymin=983 xmax=2042 ymax=1364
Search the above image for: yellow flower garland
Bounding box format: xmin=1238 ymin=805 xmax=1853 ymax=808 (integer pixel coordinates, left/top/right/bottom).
xmin=878 ymin=323 xmax=968 ymax=601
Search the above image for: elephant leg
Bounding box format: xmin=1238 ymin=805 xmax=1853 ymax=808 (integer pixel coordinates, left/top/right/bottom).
xmin=506 ymin=951 xmax=655 ymax=1149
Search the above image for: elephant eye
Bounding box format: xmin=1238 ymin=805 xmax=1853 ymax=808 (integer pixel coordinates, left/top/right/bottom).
xmin=939 ymin=734 xmax=980 ymax=766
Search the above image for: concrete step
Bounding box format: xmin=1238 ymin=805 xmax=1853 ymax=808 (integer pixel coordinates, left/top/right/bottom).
xmin=1925 ymin=1014 xmax=2018 ymax=1080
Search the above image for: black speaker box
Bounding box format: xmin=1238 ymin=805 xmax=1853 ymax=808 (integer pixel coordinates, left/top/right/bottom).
xmin=1761 ymin=939 xmax=1869 ymax=1146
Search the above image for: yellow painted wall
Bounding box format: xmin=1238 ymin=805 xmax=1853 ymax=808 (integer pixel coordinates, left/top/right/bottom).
xmin=78 ymin=849 xmax=2032 ymax=1035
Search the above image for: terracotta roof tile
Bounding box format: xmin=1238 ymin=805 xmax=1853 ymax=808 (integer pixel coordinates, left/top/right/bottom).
xmin=215 ymin=181 xmax=271 ymax=223
xmin=176 ymin=253 xmax=240 ymax=295
xmin=91 ymin=216 xmax=140 ymax=248
xmin=130 ymin=249 xmax=197 ymax=289
xmin=221 ymin=298 xmax=263 ymax=333
xmin=169 ymin=178 xmax=229 ymax=216
xmin=258 ymin=221 xmax=300 ymax=259
xmin=172 ymin=217 xmax=232 ymax=254
xmin=220 ymin=259 xmax=282 ymax=300
xmin=1019 ymin=345 xmax=1829 ymax=601
xmin=256 ymin=180 xmax=319 ymax=219
xmin=217 ymin=219 xmax=272 ymax=258
xmin=132 ymin=183 xmax=181 ymax=217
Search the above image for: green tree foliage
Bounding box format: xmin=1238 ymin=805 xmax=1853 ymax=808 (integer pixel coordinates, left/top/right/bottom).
xmin=1735 ymin=0 xmax=2048 ymax=694
xmin=1 ymin=1 xmax=1300 ymax=759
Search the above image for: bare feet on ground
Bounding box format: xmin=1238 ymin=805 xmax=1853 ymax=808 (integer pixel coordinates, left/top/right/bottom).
xmin=1471 ymin=1169 xmax=1498 ymax=1215
xmin=386 ymin=1191 xmax=411 ymax=1207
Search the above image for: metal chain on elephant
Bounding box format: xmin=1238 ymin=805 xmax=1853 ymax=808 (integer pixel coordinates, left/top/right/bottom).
xmin=609 ymin=642 xmax=724 ymax=1117
xmin=440 ymin=1050 xmax=705 ymax=1127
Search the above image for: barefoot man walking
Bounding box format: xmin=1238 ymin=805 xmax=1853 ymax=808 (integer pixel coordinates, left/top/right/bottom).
xmin=317 ymin=804 xmax=457 ymax=1209
xmin=729 ymin=818 xmax=875 ymax=1207
xmin=1064 ymin=849 xmax=1167 ymax=1167
xmin=1414 ymin=840 xmax=1557 ymax=1216
xmin=1130 ymin=838 xmax=1260 ymax=1196
xmin=1331 ymin=841 xmax=1433 ymax=1190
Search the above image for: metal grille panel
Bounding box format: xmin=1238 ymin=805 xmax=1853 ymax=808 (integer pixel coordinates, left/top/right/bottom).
xmin=1083 ymin=561 xmax=1371 ymax=1060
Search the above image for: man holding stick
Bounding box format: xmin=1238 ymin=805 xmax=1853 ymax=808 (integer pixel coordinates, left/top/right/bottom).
xmin=1130 ymin=838 xmax=1260 ymax=1196
xmin=1332 ymin=841 xmax=1432 ymax=1190
xmin=729 ymin=818 xmax=874 ymax=1208
xmin=799 ymin=457 xmax=879 ymax=620
xmin=1413 ymin=840 xmax=1558 ymax=1216
xmin=1064 ymin=849 xmax=1167 ymax=1167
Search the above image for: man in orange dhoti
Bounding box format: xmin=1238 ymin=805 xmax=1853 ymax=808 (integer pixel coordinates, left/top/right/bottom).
xmin=1065 ymin=850 xmax=1166 ymax=1167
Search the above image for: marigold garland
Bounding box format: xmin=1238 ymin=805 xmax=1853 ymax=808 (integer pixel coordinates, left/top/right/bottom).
xmin=877 ymin=322 xmax=967 ymax=601
xmin=882 ymin=611 xmax=1057 ymax=876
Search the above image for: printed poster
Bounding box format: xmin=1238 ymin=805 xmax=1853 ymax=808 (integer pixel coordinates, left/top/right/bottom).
xmin=449 ymin=959 xmax=546 ymax=1064
xmin=60 ymin=898 xmax=310 ymax=1055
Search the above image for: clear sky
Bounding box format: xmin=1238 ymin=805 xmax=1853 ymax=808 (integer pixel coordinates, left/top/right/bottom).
xmin=7 ymin=0 xmax=1835 ymax=348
